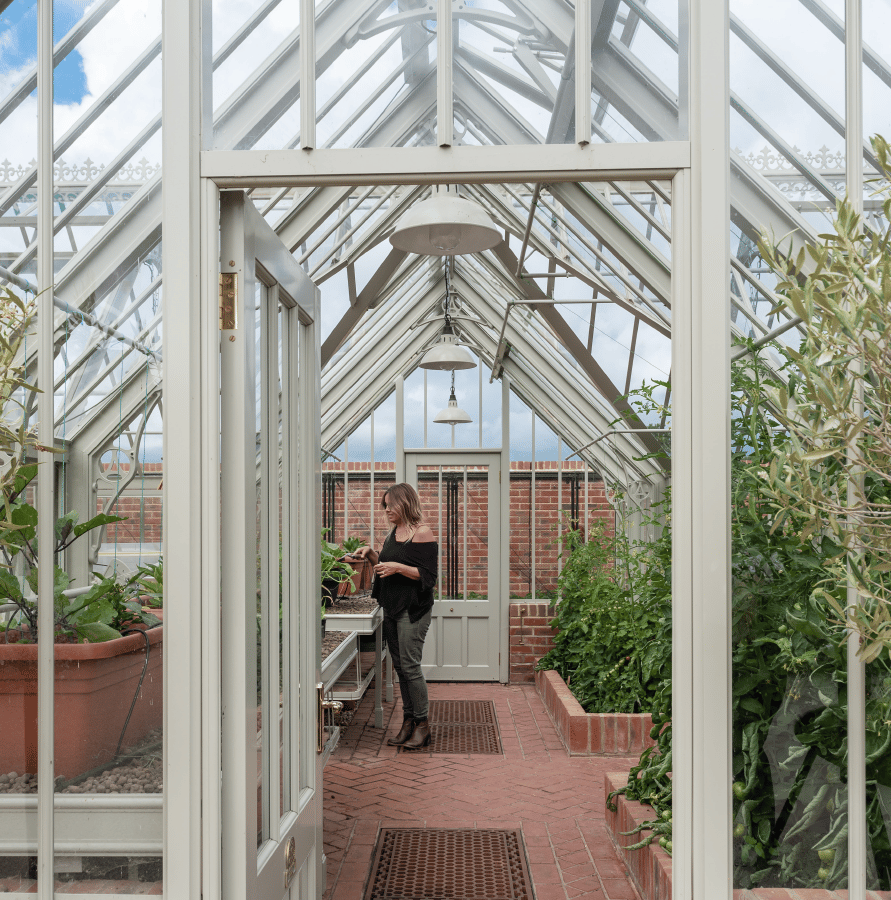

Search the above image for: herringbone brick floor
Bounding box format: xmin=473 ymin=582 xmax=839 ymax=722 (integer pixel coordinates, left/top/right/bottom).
xmin=323 ymin=681 xmax=641 ymax=900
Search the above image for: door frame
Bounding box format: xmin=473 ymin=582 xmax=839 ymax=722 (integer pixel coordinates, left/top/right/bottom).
xmin=218 ymin=190 xmax=323 ymax=900
xmin=401 ymin=447 xmax=509 ymax=683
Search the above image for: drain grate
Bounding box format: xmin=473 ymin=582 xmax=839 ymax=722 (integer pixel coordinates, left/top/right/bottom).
xmin=364 ymin=828 xmax=533 ymax=900
xmin=401 ymin=700 xmax=501 ymax=754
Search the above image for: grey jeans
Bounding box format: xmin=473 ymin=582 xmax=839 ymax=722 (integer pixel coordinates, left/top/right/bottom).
xmin=382 ymin=609 xmax=432 ymax=720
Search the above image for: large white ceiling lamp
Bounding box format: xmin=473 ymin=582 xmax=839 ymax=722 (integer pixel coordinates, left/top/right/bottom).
xmin=434 ymin=371 xmax=472 ymax=425
xmin=419 ymin=262 xmax=477 ymax=370
xmin=389 ymin=187 xmax=501 ymax=256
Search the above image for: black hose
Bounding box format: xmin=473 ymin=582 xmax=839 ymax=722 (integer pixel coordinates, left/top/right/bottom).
xmin=114 ymin=628 xmax=151 ymax=758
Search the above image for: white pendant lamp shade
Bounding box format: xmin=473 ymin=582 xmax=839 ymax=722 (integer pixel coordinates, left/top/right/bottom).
xmin=419 ymin=331 xmax=477 ymax=370
xmin=434 ymin=388 xmax=472 ymax=425
xmin=389 ymin=194 xmax=501 ymax=256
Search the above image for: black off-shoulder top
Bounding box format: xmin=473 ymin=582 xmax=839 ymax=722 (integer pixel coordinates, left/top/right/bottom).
xmin=371 ymin=530 xmax=438 ymax=623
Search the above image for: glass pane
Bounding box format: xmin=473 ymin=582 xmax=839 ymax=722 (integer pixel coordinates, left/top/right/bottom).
xmin=465 ymin=466 xmax=488 ymax=601
xmin=316 ymin=0 xmax=436 ymax=150
xmin=586 ymin=0 xmax=684 ymax=143
xmin=212 ymin=0 xmax=300 ymax=151
xmin=255 ymin=281 xmax=265 ymax=849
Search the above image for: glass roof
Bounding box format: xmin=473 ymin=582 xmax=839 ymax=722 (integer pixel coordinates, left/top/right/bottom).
xmin=0 ymin=0 xmax=889 ymax=485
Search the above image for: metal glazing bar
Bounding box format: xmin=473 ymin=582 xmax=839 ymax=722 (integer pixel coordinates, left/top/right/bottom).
xmin=730 ymin=94 xmax=840 ymax=204
xmin=515 ymin=183 xmax=543 ymax=276
xmin=729 ymin=315 xmax=804 ymax=361
xmin=300 ymin=0 xmax=315 ymax=149
xmin=565 ymin=427 xmax=670 ymax=459
xmin=54 ymin=276 xmax=163 ymax=391
xmin=478 ymin=356 xmax=483 ymax=447
xmin=322 ymin=36 xmax=435 ymax=150
xmin=463 ymin=466 xmax=468 ymax=599
xmin=0 ymin=264 xmax=34 ymax=292
xmin=306 ymin=186 xmax=400 ymax=275
xmin=799 ymin=0 xmax=891 ymax=89
xmin=370 ymin=408 xmax=375 ymax=549
xmin=0 ymin=38 xmax=161 ymax=219
xmin=9 ymin=116 xmax=163 ymax=273
xmin=846 ymin=1 xmax=866 ymax=895
xmin=299 ymin=185 xmax=377 ymax=264
xmin=583 ymin=460 xmax=588 ymax=541
xmin=438 ymin=0 xmax=453 ymax=146
xmin=344 ymin=435 xmax=349 ymax=538
xmin=214 ymin=0 xmax=284 ymax=69
xmin=279 ymin=305 xmax=292 ymax=815
xmin=37 ymin=0 xmax=55 ymax=892
xmin=608 ymin=180 xmax=671 ymax=242
xmin=575 ymin=0 xmax=591 ymax=145
xmin=557 ymin=437 xmax=562 ymax=578
xmin=0 ymin=0 xmax=118 ymax=128
xmin=259 ymin=286 xmax=273 ymax=845
xmin=424 ymin=370 xmax=428 ymax=446
xmin=531 ymin=413 xmax=536 ymax=600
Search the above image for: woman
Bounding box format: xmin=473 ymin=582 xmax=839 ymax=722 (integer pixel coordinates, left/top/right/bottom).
xmin=352 ymin=483 xmax=437 ymax=749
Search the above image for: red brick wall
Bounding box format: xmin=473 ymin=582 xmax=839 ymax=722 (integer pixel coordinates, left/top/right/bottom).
xmin=509 ymin=601 xmax=556 ymax=683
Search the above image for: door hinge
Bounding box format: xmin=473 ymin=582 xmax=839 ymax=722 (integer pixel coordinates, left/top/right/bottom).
xmin=219 ymin=272 xmax=238 ymax=330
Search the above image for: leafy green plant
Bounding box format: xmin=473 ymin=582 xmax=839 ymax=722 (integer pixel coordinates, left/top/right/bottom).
xmin=755 ymin=134 xmax=891 ymax=662
xmin=126 ymin=558 xmax=163 ymax=609
xmin=536 ymin=517 xmax=671 ymax=713
xmin=0 ymin=464 xmax=136 ymax=643
xmin=603 ymin=342 xmax=891 ymax=890
xmin=0 ymin=287 xmax=40 ymax=544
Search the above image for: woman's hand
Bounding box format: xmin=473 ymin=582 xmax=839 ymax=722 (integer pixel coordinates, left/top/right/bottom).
xmin=373 ymin=561 xmax=403 ymax=578
xmin=351 ymin=546 xmax=378 ymax=564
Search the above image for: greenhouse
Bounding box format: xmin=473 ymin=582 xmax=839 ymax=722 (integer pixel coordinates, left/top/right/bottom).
xmin=0 ymin=0 xmax=889 ymax=897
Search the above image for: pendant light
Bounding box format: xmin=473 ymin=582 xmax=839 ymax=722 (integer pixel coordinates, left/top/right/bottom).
xmin=389 ymin=187 xmax=501 ymax=256
xmin=434 ymin=371 xmax=472 ymax=425
xmin=419 ymin=263 xmax=477 ymax=371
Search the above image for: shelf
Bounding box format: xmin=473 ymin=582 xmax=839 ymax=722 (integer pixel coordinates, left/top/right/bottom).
xmin=320 ymin=632 xmax=358 ymax=692
xmin=322 ymin=605 xmax=383 ymax=635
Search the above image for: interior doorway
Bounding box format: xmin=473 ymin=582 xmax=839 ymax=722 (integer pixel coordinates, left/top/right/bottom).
xmin=405 ymin=451 xmax=503 ymax=682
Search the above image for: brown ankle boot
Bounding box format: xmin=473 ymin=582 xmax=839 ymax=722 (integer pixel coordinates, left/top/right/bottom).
xmin=387 ymin=717 xmax=415 ymax=746
xmin=402 ymin=718 xmax=431 ymax=750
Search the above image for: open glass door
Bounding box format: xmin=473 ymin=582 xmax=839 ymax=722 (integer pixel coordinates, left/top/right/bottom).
xmin=219 ymin=191 xmax=322 ymax=900
xmin=405 ymin=452 xmax=501 ymax=681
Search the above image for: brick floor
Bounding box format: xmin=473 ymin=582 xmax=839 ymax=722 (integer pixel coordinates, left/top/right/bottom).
xmin=323 ymin=681 xmax=640 ymax=900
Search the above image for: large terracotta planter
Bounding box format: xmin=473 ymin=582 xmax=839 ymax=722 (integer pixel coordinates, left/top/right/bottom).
xmin=0 ymin=626 xmax=163 ymax=779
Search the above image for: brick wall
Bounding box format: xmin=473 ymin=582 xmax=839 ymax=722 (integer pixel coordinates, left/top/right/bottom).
xmin=508 ymin=601 xmax=556 ymax=682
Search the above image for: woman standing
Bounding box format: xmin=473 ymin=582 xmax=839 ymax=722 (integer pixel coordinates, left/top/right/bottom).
xmin=352 ymin=483 xmax=437 ymax=749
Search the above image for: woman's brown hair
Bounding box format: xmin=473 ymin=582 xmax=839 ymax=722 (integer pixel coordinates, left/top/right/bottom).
xmin=381 ymin=483 xmax=423 ymax=528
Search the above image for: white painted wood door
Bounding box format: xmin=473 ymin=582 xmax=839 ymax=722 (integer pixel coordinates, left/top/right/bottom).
xmin=405 ymin=452 xmax=502 ymax=681
xmin=219 ymin=191 xmax=323 ymax=900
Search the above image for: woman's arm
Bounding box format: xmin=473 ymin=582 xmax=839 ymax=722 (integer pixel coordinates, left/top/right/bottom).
xmin=373 ymin=525 xmax=435 ymax=581
xmin=351 ymin=546 xmax=379 ymax=565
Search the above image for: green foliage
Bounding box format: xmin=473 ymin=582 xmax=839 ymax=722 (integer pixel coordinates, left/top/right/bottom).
xmin=536 ymin=513 xmax=671 ymax=714
xmin=321 ymin=528 xmax=359 ymax=591
xmin=756 ymin=134 xmax=891 ymax=661
xmin=0 ymin=288 xmax=41 ymax=544
xmin=603 ymin=340 xmax=891 ymax=889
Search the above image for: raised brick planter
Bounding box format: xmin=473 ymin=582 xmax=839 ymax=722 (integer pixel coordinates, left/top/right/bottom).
xmin=508 ymin=602 xmax=555 ymax=683
xmin=535 ymin=668 xmax=655 ymax=755
xmin=604 ymin=771 xmax=891 ymax=900
xmin=605 ymin=770 xmax=672 ymax=900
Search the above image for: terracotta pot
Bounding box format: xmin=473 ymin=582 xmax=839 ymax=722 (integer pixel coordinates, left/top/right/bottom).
xmin=337 ymin=558 xmax=372 ymax=596
xmin=0 ymin=626 xmax=163 ymax=779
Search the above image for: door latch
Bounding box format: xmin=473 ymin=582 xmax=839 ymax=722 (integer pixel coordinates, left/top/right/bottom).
xmin=317 ymin=683 xmax=343 ymax=752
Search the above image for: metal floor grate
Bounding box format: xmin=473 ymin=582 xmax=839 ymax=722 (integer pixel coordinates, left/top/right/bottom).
xmin=364 ymin=828 xmax=533 ymax=900
xmin=401 ymin=700 xmax=501 ymax=754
